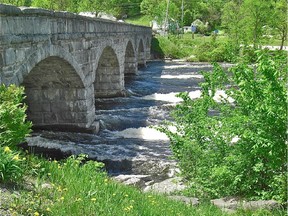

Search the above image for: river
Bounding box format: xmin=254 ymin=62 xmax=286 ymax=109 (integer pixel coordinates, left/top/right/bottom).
xmin=26 ymin=60 xmax=227 ymax=178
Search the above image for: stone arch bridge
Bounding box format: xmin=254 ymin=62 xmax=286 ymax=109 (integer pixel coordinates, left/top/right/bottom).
xmin=0 ymin=4 xmax=152 ymax=132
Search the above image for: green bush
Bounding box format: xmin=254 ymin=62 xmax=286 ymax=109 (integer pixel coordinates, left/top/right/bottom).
xmin=0 ymin=85 xmax=31 ymax=183
xmin=153 ymin=36 xmax=194 ymax=59
xmin=0 ymin=146 xmax=24 ymax=183
xmin=158 ymin=51 xmax=287 ymax=202
xmin=0 ymin=84 xmax=32 ymax=148
xmin=194 ymin=40 xmax=239 ymax=63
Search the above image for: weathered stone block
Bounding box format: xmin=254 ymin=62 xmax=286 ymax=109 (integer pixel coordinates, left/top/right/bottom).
xmin=42 ymin=89 xmax=61 ymax=101
xmin=27 ymin=112 xmax=43 ymax=124
xmin=4 ymin=48 xmax=16 ymax=65
xmin=57 ymin=112 xmax=74 ymax=123
xmin=69 ymin=100 xmax=87 ymax=112
xmin=0 ymin=4 xmax=21 ymax=15
xmin=43 ymin=112 xmax=58 ymax=124
xmin=51 ymin=101 xmax=71 ymax=113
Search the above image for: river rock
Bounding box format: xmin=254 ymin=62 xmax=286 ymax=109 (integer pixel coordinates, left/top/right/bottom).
xmin=143 ymin=177 xmax=186 ymax=194
xmin=167 ymin=195 xmax=199 ymax=206
xmin=241 ymin=200 xmax=281 ymax=210
xmin=211 ymin=197 xmax=281 ymax=213
xmin=113 ymin=174 xmax=152 ymax=188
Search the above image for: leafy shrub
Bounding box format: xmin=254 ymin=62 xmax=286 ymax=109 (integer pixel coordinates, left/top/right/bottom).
xmin=158 ymin=51 xmax=287 ymax=202
xmin=153 ymin=36 xmax=194 ymax=59
xmin=194 ymin=41 xmax=239 ymax=63
xmin=151 ymin=37 xmax=165 ymax=59
xmin=0 ymin=84 xmax=32 ymax=148
xmin=0 ymin=85 xmax=31 ymax=183
xmin=0 ymin=146 xmax=24 ymax=183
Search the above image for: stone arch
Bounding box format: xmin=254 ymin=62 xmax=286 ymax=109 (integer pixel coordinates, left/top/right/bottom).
xmin=19 ymin=45 xmax=86 ymax=87
xmin=95 ymin=46 xmax=124 ymax=97
xmin=124 ymin=40 xmax=137 ymax=74
xmin=22 ymin=56 xmax=95 ymax=130
xmin=138 ymin=38 xmax=146 ymax=68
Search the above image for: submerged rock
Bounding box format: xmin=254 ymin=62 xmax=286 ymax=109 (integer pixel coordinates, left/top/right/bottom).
xmin=167 ymin=196 xmax=199 ymax=206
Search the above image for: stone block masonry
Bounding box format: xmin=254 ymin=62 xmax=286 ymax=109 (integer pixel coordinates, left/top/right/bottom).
xmin=0 ymin=4 xmax=152 ymax=132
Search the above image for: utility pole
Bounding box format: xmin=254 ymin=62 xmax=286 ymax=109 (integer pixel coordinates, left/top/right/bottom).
xmin=181 ymin=0 xmax=184 ymax=27
xmin=164 ymin=0 xmax=170 ymax=36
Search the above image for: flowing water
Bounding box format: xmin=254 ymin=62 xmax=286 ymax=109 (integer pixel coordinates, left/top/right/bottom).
xmin=26 ymin=61 xmax=230 ymax=178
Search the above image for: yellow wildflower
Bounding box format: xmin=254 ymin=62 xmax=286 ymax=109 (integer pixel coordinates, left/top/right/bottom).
xmin=4 ymin=146 xmax=11 ymax=153
xmin=124 ymin=205 xmax=133 ymax=211
xmin=34 ymin=212 xmax=40 ymax=216
xmin=91 ymin=198 xmax=97 ymax=202
xmin=46 ymin=207 xmax=51 ymax=212
xmin=12 ymin=154 xmax=20 ymax=161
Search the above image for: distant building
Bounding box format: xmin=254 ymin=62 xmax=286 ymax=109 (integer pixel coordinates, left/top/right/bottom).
xmin=183 ymin=26 xmax=191 ymax=33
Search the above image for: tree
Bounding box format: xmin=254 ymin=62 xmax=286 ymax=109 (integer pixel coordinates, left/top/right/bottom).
xmin=0 ymin=0 xmax=31 ymax=6
xmin=270 ymin=0 xmax=287 ymax=50
xmin=141 ymin=0 xmax=167 ymax=23
xmin=183 ymin=9 xmax=193 ymax=26
xmin=158 ymin=51 xmax=287 ymax=201
xmin=222 ymin=1 xmax=244 ymax=47
xmin=241 ymin=0 xmax=272 ymax=48
xmin=77 ymin=0 xmax=108 ymax=15
xmin=223 ymin=0 xmax=279 ymax=49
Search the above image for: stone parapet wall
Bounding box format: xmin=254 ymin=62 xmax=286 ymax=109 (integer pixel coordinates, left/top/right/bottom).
xmin=0 ymin=4 xmax=151 ymax=42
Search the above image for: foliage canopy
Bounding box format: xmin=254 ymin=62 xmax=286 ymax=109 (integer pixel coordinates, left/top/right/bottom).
xmin=158 ymin=51 xmax=287 ymax=202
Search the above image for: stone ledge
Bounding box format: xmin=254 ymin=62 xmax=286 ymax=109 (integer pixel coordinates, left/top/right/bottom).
xmin=20 ymin=6 xmax=54 ymax=16
xmin=0 ymin=3 xmax=21 ymax=15
xmin=32 ymin=121 xmax=100 ymax=134
xmin=211 ymin=197 xmax=282 ymax=213
xmin=0 ymin=4 xmax=151 ymax=31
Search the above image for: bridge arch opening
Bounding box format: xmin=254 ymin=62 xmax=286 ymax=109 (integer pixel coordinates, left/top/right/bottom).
xmin=138 ymin=39 xmax=146 ymax=68
xmin=124 ymin=41 xmax=137 ymax=74
xmin=95 ymin=46 xmax=123 ymax=97
xmin=22 ymin=56 xmax=94 ymax=130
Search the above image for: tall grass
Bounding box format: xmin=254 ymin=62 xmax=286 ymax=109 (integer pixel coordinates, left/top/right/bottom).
xmin=9 ymin=154 xmax=227 ymax=216
xmin=6 ymin=153 xmax=285 ymax=216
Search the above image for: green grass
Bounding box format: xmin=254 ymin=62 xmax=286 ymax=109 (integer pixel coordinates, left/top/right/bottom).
xmin=3 ymin=153 xmax=285 ymax=216
xmin=5 ymin=154 xmax=223 ymax=216
xmin=124 ymin=15 xmax=151 ymax=26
